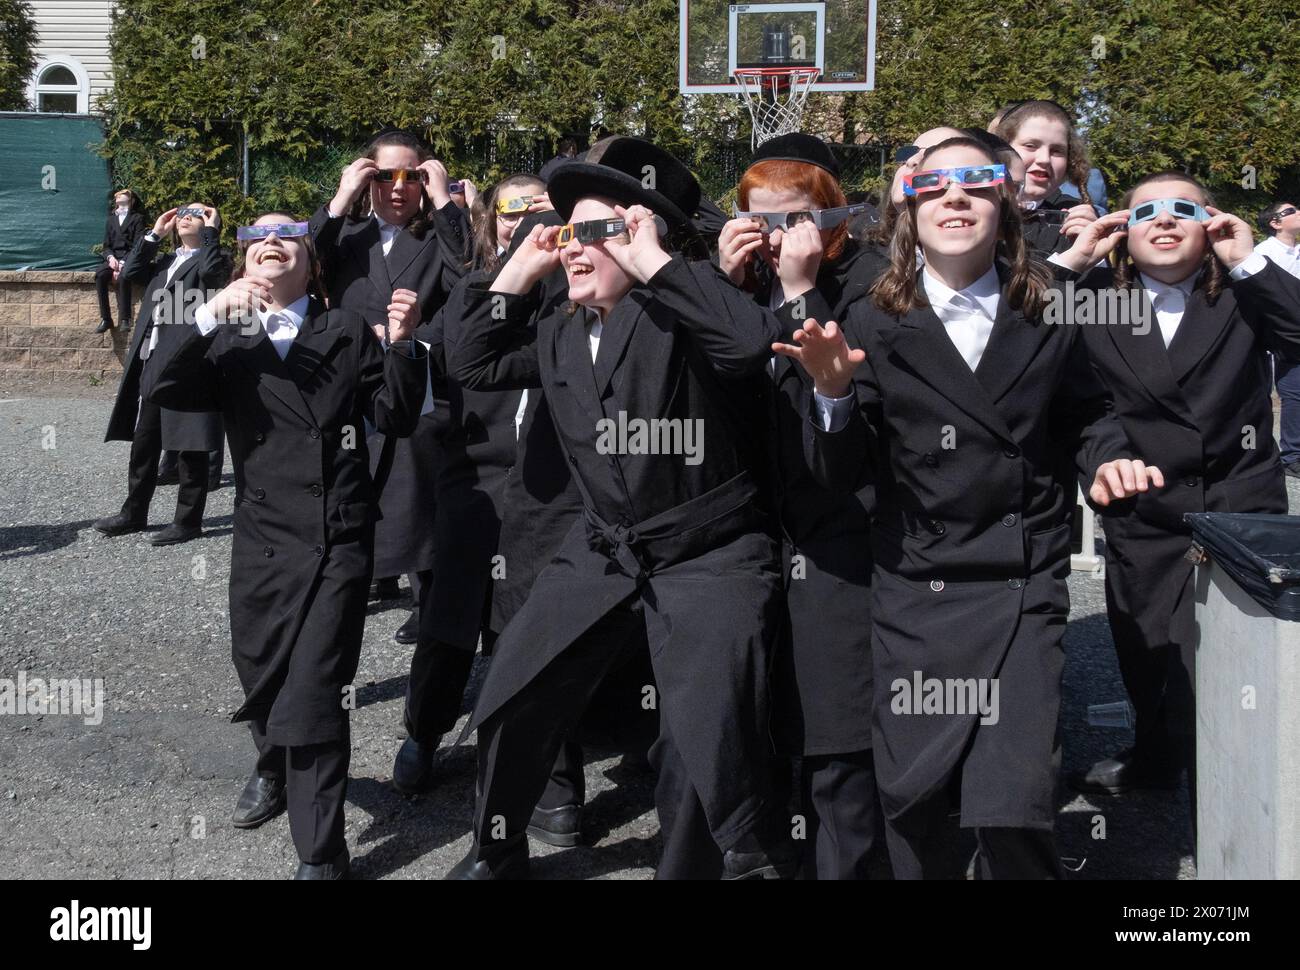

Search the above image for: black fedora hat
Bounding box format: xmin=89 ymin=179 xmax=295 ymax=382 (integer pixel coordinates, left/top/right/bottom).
xmin=750 ymin=133 xmax=840 ymax=179
xmin=547 ymin=136 xmax=701 ymax=230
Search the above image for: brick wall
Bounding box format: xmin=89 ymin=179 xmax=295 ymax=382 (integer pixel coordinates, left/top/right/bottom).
xmin=0 ymin=271 xmax=129 ymax=380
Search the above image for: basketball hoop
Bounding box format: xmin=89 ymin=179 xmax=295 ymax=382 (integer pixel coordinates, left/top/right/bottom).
xmin=733 ymin=67 xmax=821 ymax=148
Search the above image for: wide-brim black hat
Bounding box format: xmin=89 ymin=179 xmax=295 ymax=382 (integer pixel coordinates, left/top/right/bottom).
xmin=547 ymin=137 xmax=701 ymax=230
xmin=750 ymin=133 xmax=840 ymax=179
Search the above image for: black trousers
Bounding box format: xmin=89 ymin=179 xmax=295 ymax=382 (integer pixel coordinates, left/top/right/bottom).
xmin=159 ymin=442 xmax=225 ymax=484
xmin=251 ymin=719 xmax=349 ymax=864
xmin=94 ymin=263 xmax=133 ymax=328
xmin=473 ymin=600 xmax=666 ymax=848
xmin=406 ymin=633 xmax=585 ymax=807
xmin=800 ymin=749 xmax=878 ymax=880
xmin=123 ymin=398 xmax=208 ymax=527
xmin=651 ymin=721 xmax=723 ymax=879
xmin=883 ymin=794 xmax=1061 ymax=879
xmin=1105 ymin=559 xmax=1197 ymax=772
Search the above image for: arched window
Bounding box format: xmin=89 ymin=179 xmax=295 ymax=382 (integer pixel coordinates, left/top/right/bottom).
xmin=31 ymin=59 xmax=90 ymax=114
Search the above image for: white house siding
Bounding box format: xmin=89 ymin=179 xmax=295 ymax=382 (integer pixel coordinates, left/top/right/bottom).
xmin=28 ymin=1 xmax=117 ymax=113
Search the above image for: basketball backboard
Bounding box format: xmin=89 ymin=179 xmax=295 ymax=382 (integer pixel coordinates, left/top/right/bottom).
xmin=679 ymin=1 xmax=876 ymax=94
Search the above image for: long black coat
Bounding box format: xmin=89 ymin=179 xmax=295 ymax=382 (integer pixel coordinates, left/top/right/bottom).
xmin=1067 ymin=260 xmax=1300 ymax=662
xmin=102 ymin=211 xmax=146 ymax=261
xmin=414 ymin=280 xmax=522 ymax=650
xmin=309 ymin=201 xmax=469 ymax=576
xmin=105 ymin=227 xmax=231 ymax=452
xmin=141 ymin=300 xmax=429 ymax=746
xmin=756 ymin=240 xmax=888 ymax=757
xmin=811 ymin=266 xmax=1131 ymax=829
xmin=435 ymin=263 xmax=582 ymax=641
xmin=448 ymin=255 xmax=789 ymax=838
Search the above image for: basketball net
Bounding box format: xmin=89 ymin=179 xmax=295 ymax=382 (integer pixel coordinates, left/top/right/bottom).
xmin=733 ymin=67 xmax=821 ymax=148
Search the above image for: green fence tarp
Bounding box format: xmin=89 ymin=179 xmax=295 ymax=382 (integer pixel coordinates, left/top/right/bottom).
xmin=0 ymin=115 xmax=112 ymax=271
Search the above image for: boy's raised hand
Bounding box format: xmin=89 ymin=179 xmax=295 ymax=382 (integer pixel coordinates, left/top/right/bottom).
xmin=772 ymin=318 xmax=866 ymax=399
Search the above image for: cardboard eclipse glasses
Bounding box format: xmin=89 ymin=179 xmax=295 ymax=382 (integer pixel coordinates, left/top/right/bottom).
xmin=555 ymin=214 xmax=669 ymax=246
xmin=373 ymin=168 xmax=428 ymax=184
xmin=1127 ymin=198 xmax=1209 ymax=227
xmin=496 ymin=195 xmax=539 ymax=216
xmin=236 ymin=222 xmax=310 ymax=243
xmin=903 ymin=165 xmax=1007 ymax=197
xmin=731 ymin=202 xmax=876 ymax=233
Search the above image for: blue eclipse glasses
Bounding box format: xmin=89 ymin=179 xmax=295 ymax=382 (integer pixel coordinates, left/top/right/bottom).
xmin=1127 ymin=198 xmax=1209 ymax=227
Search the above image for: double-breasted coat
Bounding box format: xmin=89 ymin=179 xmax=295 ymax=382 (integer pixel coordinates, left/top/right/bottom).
xmin=447 ymin=255 xmax=792 ymax=841
xmin=810 ymin=265 xmax=1131 ymax=830
xmin=309 ymin=201 xmax=469 ymax=577
xmin=1065 ymin=260 xmax=1300 ymax=740
xmin=141 ymin=299 xmax=429 ymax=746
xmin=105 ymin=227 xmax=231 ymax=452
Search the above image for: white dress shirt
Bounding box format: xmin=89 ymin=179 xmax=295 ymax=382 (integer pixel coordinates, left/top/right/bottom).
xmin=1256 ymin=235 xmax=1300 ymax=281
xmin=375 ymin=216 xmax=402 ymax=257
xmin=588 ymin=314 xmax=603 ymax=363
xmin=1137 ymin=271 xmax=1197 ymax=348
xmin=116 ymin=208 xmax=129 ymax=225
xmin=921 ymin=265 xmax=1001 ymax=371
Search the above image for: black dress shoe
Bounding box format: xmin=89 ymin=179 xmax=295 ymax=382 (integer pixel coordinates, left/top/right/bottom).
xmin=94 ymin=319 xmax=113 ymax=334
xmin=93 ymin=512 xmax=147 ymax=537
xmin=1068 ymin=747 xmax=1183 ymax=796
xmin=445 ymin=838 xmax=530 ymax=880
xmin=394 ymin=612 xmax=420 ymax=644
xmin=155 ymin=467 xmax=179 ymax=487
xmin=295 ymin=848 xmax=350 ymax=880
xmin=207 ymin=474 xmax=223 ymax=491
xmin=722 ymin=840 xmax=800 ymax=880
xmin=370 ymin=577 xmax=402 ymax=602
xmin=527 ymin=803 xmax=584 ymax=847
xmin=231 ymin=773 xmax=286 ymax=829
xmin=151 ymin=523 xmax=202 ymax=546
xmin=392 ymin=736 xmax=440 ymax=794
xmin=1285 ymin=460 xmax=1300 ymax=480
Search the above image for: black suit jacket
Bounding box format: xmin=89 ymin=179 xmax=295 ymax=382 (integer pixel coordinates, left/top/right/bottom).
xmin=141 ymin=300 xmax=429 ymax=740
xmin=309 ymin=201 xmax=468 ymax=574
xmin=308 ymin=202 xmax=469 ymax=326
xmin=1067 ymin=260 xmax=1300 ymax=531
xmin=105 ymin=227 xmax=232 ymax=450
xmin=102 ymin=211 xmax=146 ymax=262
